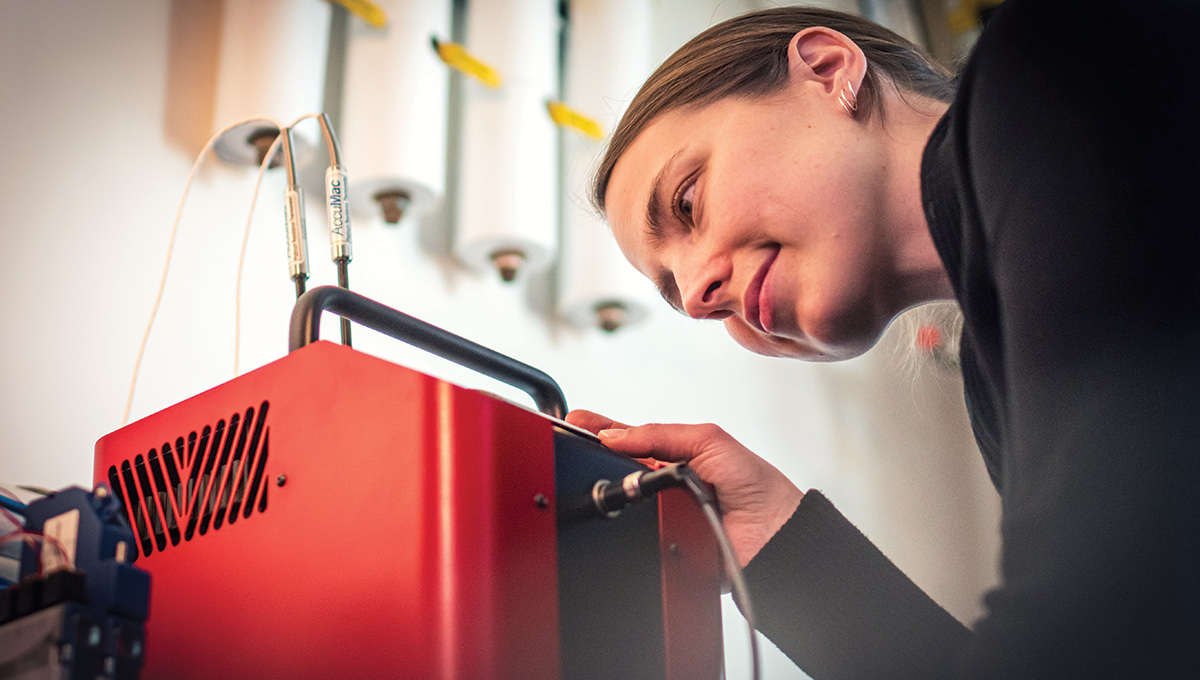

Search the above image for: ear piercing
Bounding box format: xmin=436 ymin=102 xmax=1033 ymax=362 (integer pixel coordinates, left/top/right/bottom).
xmin=839 ymin=80 xmax=859 ymax=116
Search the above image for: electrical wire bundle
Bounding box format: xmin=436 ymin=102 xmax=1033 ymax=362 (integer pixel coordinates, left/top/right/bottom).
xmin=0 ymin=489 xmax=69 ymax=585
xmin=124 ymin=113 xmax=354 ymax=426
xmin=118 ymin=105 xmax=764 ymax=680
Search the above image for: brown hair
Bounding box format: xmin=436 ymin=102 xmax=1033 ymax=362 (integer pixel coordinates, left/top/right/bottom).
xmin=592 ymin=7 xmax=955 ymax=212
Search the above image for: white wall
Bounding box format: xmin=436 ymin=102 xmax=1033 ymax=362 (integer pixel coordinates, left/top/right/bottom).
xmin=0 ymin=1 xmax=998 ymax=678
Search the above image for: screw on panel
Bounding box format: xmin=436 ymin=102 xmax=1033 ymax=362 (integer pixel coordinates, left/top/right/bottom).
xmin=669 ymin=543 xmax=680 ymax=556
xmin=533 ymin=493 xmax=549 ymax=509
xmin=276 ymin=474 xmax=287 ymax=487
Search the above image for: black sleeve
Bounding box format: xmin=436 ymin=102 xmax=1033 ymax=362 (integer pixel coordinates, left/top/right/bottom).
xmin=954 ymin=0 xmax=1200 ymax=677
xmin=747 ymin=2 xmax=1200 ymax=678
xmin=745 ymin=490 xmax=972 ymax=679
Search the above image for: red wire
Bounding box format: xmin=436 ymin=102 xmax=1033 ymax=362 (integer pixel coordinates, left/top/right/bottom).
xmin=0 ymin=528 xmax=72 ymax=578
xmin=0 ymin=531 xmax=44 ymax=576
xmin=0 ymin=492 xmax=32 ymax=577
xmin=0 ymin=495 xmax=24 ymax=531
xmin=0 ymin=489 xmax=84 ymax=580
xmin=0 ymin=487 xmax=73 ymax=577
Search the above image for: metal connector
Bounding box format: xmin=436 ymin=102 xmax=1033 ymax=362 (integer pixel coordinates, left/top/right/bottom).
xmin=284 ymin=185 xmax=309 ymax=282
xmin=326 ymin=165 xmax=351 ymax=262
xmin=590 ymin=463 xmax=709 ymax=518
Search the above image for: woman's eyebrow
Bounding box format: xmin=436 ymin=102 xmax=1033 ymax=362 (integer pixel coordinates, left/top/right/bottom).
xmin=645 ymin=150 xmax=683 ymax=248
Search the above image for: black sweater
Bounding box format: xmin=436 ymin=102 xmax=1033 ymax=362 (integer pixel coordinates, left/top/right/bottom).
xmin=744 ymin=0 xmax=1200 ymax=677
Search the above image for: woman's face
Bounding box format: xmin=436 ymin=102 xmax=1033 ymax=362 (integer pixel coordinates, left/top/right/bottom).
xmin=604 ymin=86 xmax=894 ymax=361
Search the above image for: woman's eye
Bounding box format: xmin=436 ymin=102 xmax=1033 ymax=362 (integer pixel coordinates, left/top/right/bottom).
xmin=676 ymin=183 xmax=696 ymax=221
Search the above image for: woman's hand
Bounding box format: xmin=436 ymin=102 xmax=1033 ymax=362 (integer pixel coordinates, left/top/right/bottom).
xmin=566 ymin=409 xmax=804 ymax=568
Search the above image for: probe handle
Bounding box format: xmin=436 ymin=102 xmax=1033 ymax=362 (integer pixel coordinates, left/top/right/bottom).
xmin=289 ymin=286 xmax=568 ymax=419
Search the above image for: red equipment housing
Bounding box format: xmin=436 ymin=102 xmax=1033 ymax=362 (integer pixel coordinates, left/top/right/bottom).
xmin=93 ymin=288 xmax=723 ymax=679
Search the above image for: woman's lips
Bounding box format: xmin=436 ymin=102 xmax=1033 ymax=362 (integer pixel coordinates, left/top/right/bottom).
xmin=743 ymin=246 xmax=780 ymax=333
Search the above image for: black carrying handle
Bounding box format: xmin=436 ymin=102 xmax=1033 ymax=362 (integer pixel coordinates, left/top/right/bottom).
xmin=289 ymin=286 xmax=568 ymax=419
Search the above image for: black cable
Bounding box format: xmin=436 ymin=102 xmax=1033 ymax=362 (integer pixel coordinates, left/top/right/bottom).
xmin=592 ymin=463 xmax=761 ymax=680
xmin=699 ymin=496 xmax=760 ymax=680
xmin=336 ymin=260 xmax=352 ymax=346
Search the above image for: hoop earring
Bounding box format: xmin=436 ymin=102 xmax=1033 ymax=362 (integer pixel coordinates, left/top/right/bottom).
xmin=839 ymin=81 xmax=859 ymax=116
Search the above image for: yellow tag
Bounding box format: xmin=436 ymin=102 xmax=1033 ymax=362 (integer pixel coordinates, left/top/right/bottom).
xmin=431 ymin=37 xmax=502 ymax=88
xmin=328 ymin=0 xmax=387 ymax=28
xmin=947 ymin=0 xmax=978 ymax=34
xmin=546 ymin=101 xmax=604 ymax=140
xmin=947 ymin=0 xmax=1005 ymax=33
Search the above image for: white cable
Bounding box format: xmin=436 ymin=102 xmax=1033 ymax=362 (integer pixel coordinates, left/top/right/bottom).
xmin=123 ymin=117 xmax=283 ymax=426
xmin=233 ymin=113 xmax=321 ymax=376
xmin=234 ymin=134 xmax=284 ymax=376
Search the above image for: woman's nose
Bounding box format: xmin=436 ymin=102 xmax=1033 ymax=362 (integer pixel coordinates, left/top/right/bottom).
xmin=679 ymin=257 xmax=734 ymax=320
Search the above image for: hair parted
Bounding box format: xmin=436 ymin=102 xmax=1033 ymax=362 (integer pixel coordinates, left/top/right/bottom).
xmin=592 ymin=7 xmax=956 ymax=213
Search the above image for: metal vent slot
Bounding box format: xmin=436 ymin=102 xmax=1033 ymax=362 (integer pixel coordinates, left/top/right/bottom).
xmin=202 ymin=412 xmax=241 ymax=535
xmin=161 ymin=437 xmax=184 ymax=516
xmin=106 ymin=401 xmax=271 ymax=557
xmin=247 ymin=430 xmax=269 ymax=517
xmin=133 ymin=454 xmax=167 ymax=553
xmin=147 ymin=450 xmax=180 ymax=547
xmin=228 ymin=402 xmax=269 ymax=523
xmin=185 ymin=422 xmax=222 ymax=541
xmin=214 ymin=407 xmax=254 ymax=531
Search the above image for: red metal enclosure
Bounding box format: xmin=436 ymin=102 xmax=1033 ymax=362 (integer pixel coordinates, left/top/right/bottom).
xmin=93 ymin=341 xmax=722 ymax=679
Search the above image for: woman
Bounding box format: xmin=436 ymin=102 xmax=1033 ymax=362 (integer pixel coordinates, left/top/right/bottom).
xmin=566 ymin=0 xmax=1200 ymax=677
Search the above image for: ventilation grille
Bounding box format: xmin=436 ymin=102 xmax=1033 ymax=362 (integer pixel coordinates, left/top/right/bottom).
xmin=108 ymin=401 xmax=271 ymax=557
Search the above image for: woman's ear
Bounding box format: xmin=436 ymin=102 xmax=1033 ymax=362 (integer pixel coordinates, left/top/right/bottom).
xmin=786 ymin=27 xmax=866 ymax=100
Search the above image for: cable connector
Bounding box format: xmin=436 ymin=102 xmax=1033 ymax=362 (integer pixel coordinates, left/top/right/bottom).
xmin=316 ymin=113 xmax=352 ymax=263
xmin=280 ymin=125 xmax=309 ymax=298
xmin=325 ymin=164 xmax=351 ymax=262
xmin=283 ymin=184 xmax=308 ymax=282
xmin=315 ymin=113 xmax=352 ymax=346
xmin=591 ymin=463 xmax=712 ymax=518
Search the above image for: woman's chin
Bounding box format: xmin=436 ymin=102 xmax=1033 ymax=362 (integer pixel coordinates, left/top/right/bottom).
xmin=722 ymin=317 xmax=815 ymax=360
xmin=804 ymin=304 xmax=890 ymax=359
xmin=723 ymin=316 xmax=879 ymax=362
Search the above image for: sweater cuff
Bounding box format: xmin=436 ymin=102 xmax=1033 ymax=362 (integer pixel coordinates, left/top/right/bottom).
xmin=743 ymin=490 xmax=972 ymax=679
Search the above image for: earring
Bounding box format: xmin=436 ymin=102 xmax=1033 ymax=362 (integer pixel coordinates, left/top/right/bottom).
xmin=839 ymin=80 xmax=859 ymax=116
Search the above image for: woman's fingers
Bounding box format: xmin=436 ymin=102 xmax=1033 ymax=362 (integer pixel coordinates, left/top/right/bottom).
xmin=593 ymin=420 xmax=804 ymax=567
xmin=596 ymin=422 xmax=723 ymax=463
xmin=565 ymin=409 xmax=629 ymax=434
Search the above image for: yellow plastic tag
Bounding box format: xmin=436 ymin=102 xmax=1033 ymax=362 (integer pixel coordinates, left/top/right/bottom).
xmin=328 ymin=0 xmax=388 ymax=28
xmin=947 ymin=0 xmax=1006 ymax=33
xmin=431 ymin=37 xmax=502 ymax=89
xmin=546 ymin=101 xmax=604 ymax=140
